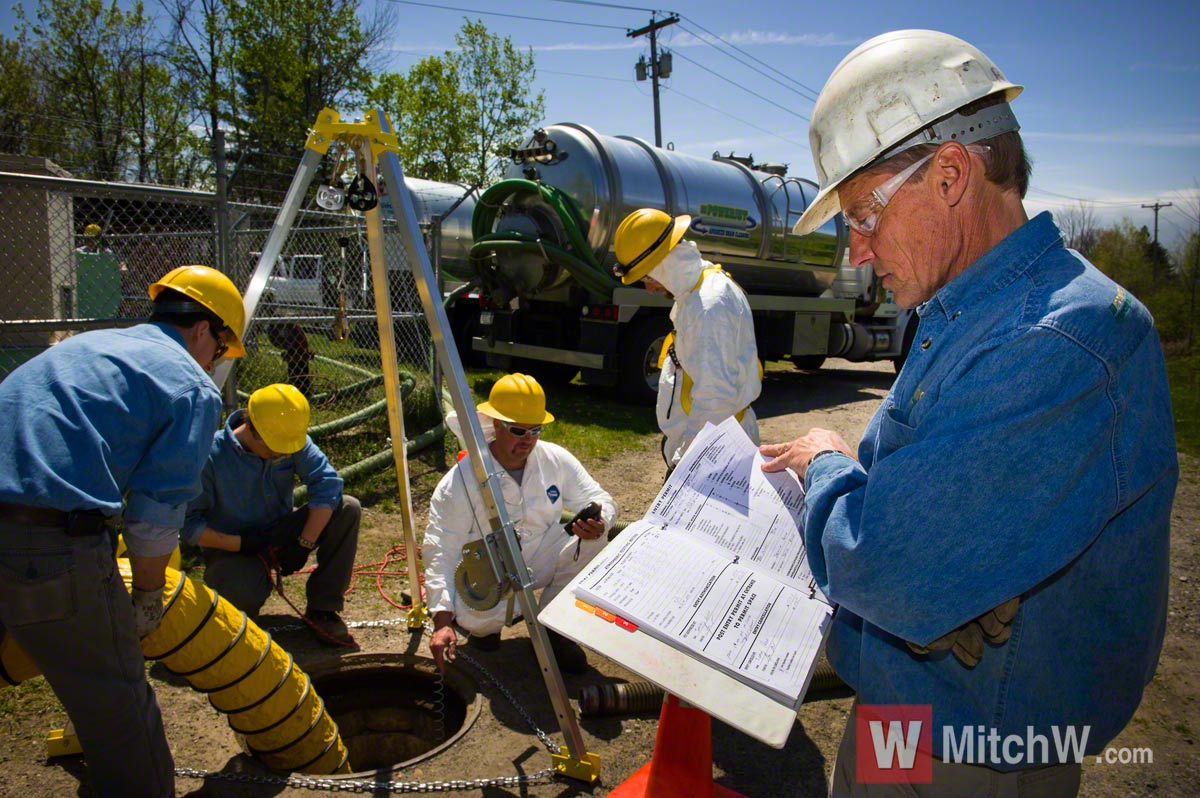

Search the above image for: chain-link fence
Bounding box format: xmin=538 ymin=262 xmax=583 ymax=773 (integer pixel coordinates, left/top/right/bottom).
xmin=0 ymin=154 xmax=463 ymax=490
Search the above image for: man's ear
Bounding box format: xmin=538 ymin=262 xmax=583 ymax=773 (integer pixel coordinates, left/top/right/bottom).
xmin=932 ymin=142 xmax=972 ymax=208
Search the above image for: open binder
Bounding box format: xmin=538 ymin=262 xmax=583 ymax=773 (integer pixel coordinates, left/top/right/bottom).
xmin=540 ymin=416 xmax=834 ymax=746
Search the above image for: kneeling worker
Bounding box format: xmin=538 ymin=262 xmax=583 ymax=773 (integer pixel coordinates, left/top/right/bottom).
xmin=425 ymin=373 xmax=617 ymax=674
xmin=184 ymin=383 xmax=360 ymax=647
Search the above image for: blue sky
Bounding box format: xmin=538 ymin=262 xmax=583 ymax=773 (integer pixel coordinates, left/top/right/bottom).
xmin=4 ymin=0 xmax=1198 ymax=248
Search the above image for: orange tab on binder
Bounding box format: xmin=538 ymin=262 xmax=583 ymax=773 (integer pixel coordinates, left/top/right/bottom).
xmin=594 ymin=607 xmax=617 ymax=623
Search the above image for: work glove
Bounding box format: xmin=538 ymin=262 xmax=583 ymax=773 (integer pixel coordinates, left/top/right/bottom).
xmin=906 ymin=597 xmax=1021 ymax=668
xmin=269 ymin=541 xmax=312 ymax=577
xmin=131 ymin=586 xmax=165 ymax=638
xmin=239 ymin=532 xmax=271 ymax=556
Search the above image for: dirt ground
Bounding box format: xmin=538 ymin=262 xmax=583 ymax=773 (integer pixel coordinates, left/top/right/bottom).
xmin=0 ymin=359 xmax=1196 ymax=797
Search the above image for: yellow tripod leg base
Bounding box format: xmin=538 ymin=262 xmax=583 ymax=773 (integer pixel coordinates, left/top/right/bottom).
xmin=406 ymin=603 xmax=428 ymax=630
xmin=46 ymin=724 xmax=83 ymax=757
xmin=552 ymin=746 xmax=601 ymax=783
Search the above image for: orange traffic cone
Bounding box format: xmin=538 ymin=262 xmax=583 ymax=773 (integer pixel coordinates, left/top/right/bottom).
xmin=608 ymin=694 xmax=745 ymax=798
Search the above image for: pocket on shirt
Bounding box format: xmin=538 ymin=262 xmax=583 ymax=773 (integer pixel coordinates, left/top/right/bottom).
xmin=875 ymin=408 xmax=917 ymax=458
xmin=0 ymin=548 xmax=78 ymax=627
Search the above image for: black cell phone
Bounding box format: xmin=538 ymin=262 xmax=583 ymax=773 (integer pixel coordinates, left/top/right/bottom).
xmin=564 ymin=502 xmax=601 ymax=535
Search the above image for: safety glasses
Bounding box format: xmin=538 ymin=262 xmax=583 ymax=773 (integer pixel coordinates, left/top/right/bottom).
xmin=210 ymin=324 xmax=230 ymax=361
xmin=498 ymin=420 xmax=543 ymax=438
xmin=842 ymin=154 xmax=934 ymax=237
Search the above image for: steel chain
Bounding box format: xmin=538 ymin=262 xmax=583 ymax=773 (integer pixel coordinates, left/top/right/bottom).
xmin=175 ymin=766 xmax=557 ymax=793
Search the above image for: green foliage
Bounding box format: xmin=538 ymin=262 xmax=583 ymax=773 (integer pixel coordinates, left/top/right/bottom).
xmin=370 ymin=18 xmax=544 ymax=187
xmin=451 ymin=19 xmax=545 ymax=186
xmin=227 ymin=0 xmax=390 ymax=199
xmin=367 ymin=57 xmax=473 ymax=183
xmin=1167 ymin=354 xmax=1199 ymax=457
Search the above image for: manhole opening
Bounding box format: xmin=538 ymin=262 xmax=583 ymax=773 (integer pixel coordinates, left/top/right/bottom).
xmin=309 ymin=654 xmax=480 ymax=774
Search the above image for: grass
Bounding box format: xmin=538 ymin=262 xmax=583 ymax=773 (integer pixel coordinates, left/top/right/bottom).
xmin=1167 ymin=353 xmax=1199 ymax=458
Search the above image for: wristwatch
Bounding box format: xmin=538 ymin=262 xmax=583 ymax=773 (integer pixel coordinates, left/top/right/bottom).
xmin=298 ymin=536 xmax=318 ymax=550
xmin=806 ymin=450 xmax=843 ymax=471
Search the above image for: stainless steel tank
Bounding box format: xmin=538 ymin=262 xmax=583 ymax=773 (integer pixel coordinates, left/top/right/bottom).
xmin=392 ymin=178 xmax=477 ymax=279
xmin=477 ymin=123 xmax=846 ymax=299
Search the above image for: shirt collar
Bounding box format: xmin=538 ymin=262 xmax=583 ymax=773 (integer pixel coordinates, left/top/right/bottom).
xmin=224 ymin=408 xmax=254 ymax=456
xmin=925 ymin=211 xmax=1064 ymax=320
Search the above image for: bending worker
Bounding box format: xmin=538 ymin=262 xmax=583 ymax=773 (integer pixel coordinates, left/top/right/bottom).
xmin=183 ymin=383 xmax=360 ymax=648
xmin=613 ymin=209 xmax=761 ymax=471
xmin=425 ymin=373 xmax=617 ymax=674
xmin=0 ymin=265 xmax=245 ymax=798
xmin=761 ymin=30 xmax=1177 ymax=796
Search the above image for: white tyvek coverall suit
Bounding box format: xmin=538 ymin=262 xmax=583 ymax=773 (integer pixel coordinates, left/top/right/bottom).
xmin=654 ymin=240 xmax=761 ymax=466
xmin=423 ymin=440 xmax=617 ymax=634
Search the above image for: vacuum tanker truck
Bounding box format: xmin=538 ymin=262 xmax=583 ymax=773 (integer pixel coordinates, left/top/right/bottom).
xmin=442 ymin=123 xmax=915 ymax=404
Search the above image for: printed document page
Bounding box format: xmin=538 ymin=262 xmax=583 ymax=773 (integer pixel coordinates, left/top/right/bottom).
xmin=647 ymin=417 xmax=822 ymax=597
xmin=575 ymin=520 xmax=830 ymax=702
xmin=571 ymin=418 xmax=832 ymax=703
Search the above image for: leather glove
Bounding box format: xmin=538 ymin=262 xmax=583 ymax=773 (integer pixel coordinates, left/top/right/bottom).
xmin=906 ymin=597 xmax=1020 ymax=668
xmin=131 ymin=586 xmax=165 ymax=638
xmin=239 ymin=533 xmax=271 ymax=556
xmin=270 ymin=541 xmax=311 ymax=576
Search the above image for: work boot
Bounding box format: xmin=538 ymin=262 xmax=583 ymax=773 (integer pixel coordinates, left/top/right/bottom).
xmin=306 ymin=610 xmax=357 ymax=648
xmin=470 ymin=631 xmax=501 ymax=651
xmin=548 ymin=631 xmax=588 ymax=674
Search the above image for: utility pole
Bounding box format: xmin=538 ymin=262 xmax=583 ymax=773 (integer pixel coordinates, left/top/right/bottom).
xmin=628 ymin=13 xmax=679 ymax=148
xmin=1142 ymin=200 xmax=1173 ymax=280
xmin=1142 ymin=201 xmax=1172 ymax=248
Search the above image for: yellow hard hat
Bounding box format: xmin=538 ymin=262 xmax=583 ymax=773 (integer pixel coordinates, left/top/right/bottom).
xmin=84 ymin=223 xmax=102 ymax=237
xmin=476 ymin=373 xmax=554 ymax=425
xmin=613 ymin=209 xmax=692 ymax=285
xmin=247 ymin=383 xmax=311 ymax=454
xmin=149 ymin=265 xmax=246 ymax=358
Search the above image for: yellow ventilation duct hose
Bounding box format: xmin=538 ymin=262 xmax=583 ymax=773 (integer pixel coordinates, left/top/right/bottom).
xmin=133 ymin=565 xmax=351 ymax=775
xmin=2 ymin=561 xmax=349 ymax=776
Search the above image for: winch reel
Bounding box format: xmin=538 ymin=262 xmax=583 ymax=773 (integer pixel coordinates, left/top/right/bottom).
xmin=453 ymin=537 xmax=511 ymax=611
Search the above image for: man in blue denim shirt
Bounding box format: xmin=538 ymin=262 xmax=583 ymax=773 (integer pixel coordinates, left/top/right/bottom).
xmin=184 ymin=383 xmax=360 ymax=648
xmin=763 ymin=31 xmax=1177 ymax=796
xmin=0 ymin=265 xmax=245 ymax=798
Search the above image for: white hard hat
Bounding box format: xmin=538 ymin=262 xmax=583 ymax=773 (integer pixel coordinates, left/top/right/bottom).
xmin=793 ymin=29 xmax=1023 ymax=236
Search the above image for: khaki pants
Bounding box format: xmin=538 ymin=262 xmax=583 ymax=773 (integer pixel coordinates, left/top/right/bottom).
xmin=831 ymin=704 xmax=1082 ymax=798
xmin=204 ymin=496 xmax=361 ymax=617
xmin=0 ymin=523 xmax=174 ymax=798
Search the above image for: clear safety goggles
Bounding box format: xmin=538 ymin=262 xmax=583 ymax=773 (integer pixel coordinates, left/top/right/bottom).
xmin=842 ymin=145 xmax=991 ymax=237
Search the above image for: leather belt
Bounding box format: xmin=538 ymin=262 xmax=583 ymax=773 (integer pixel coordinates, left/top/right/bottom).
xmin=0 ymin=502 xmax=115 ymax=536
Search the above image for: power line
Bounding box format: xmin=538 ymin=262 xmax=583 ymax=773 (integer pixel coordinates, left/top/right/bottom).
xmin=675 ymin=22 xmax=819 ymax=105
xmin=540 ymin=68 xmax=629 ymax=83
xmin=663 ymin=85 xmax=809 ymax=153
xmin=676 ymin=14 xmax=822 ymax=101
xmin=669 ymin=49 xmax=809 ymax=122
xmin=545 ymin=0 xmax=658 ymax=12
xmin=379 ymin=0 xmax=628 ymax=30
xmin=1024 ymin=185 xmax=1144 ymax=207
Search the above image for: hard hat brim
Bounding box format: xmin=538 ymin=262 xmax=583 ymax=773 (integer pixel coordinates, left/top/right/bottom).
xmin=621 ymin=214 xmax=692 ymax=285
xmin=476 ymin=401 xmax=554 ymax=425
xmin=792 ymin=187 xmax=842 ymax=238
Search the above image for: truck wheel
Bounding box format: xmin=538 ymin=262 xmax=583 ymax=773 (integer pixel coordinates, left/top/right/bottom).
xmin=791 ymin=355 xmax=826 ymax=371
xmin=618 ymin=314 xmax=672 ymax=406
xmin=893 ymin=318 xmax=918 ymax=373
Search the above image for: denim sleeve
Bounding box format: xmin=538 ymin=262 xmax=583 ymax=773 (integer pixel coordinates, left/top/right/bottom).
xmin=804 ymin=326 xmax=1117 ymax=646
xmin=124 ymin=387 xmax=222 ymax=529
xmin=295 ymin=439 xmax=343 ymax=509
xmin=181 ymin=459 xmax=215 ymax=546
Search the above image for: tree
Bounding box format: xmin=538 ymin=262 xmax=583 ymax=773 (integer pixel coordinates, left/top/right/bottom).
xmin=0 ymin=33 xmax=49 ymax=157
xmin=1057 ymin=201 xmax=1099 ymax=257
xmin=159 ymin=0 xmax=236 ymax=142
xmin=227 ymin=0 xmax=392 ymax=200
xmin=368 ymin=57 xmax=473 ymax=183
xmin=449 ymin=19 xmax=544 ymax=186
